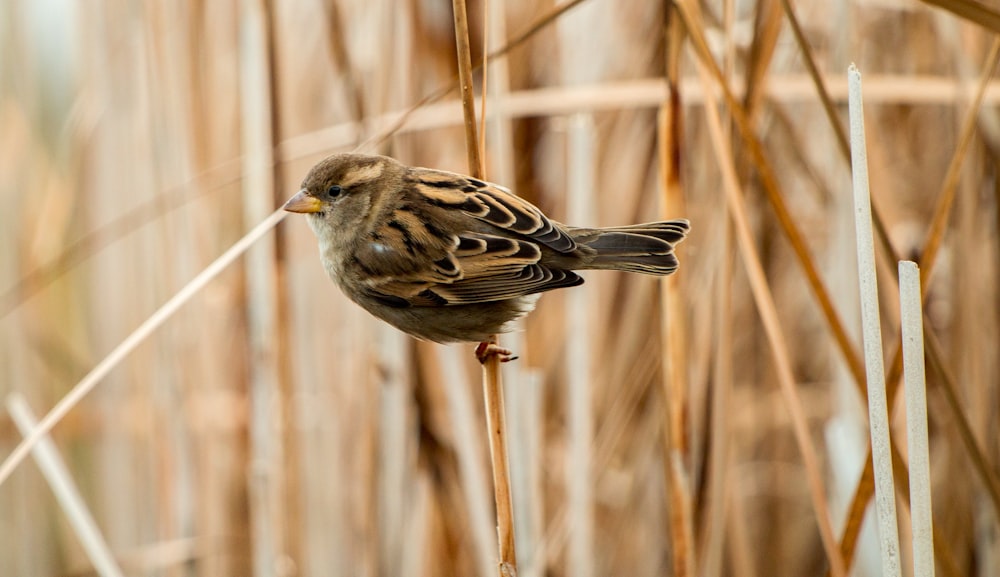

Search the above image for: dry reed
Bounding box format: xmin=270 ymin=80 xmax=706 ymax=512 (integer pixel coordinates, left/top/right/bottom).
xmin=2 ymin=2 xmax=999 ymax=577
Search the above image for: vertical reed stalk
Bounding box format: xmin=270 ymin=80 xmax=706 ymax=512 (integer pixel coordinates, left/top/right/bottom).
xmin=565 ymin=113 xmax=595 ymax=577
xmin=834 ymin=40 xmax=1000 ymax=574
xmin=658 ymin=7 xmax=694 ymax=573
xmin=847 ymin=64 xmax=902 ymax=577
xmin=451 ymin=0 xmax=517 ymax=574
xmin=452 ymin=0 xmax=483 ymax=176
xmin=898 ymin=262 xmax=936 ymax=577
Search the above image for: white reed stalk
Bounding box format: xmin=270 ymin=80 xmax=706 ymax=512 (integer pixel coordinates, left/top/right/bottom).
xmin=565 ymin=112 xmax=595 ymax=577
xmin=898 ymin=261 xmax=936 ymax=577
xmin=847 ymin=63 xmax=902 ymax=577
xmin=0 ymin=209 xmax=287 ymax=488
xmin=7 ymin=394 xmax=125 ymax=577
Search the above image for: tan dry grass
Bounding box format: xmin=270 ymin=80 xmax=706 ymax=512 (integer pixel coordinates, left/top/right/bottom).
xmin=1 ymin=1 xmax=999 ymax=577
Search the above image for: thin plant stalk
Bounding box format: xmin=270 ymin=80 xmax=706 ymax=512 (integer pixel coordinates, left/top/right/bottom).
xmin=565 ymin=113 xmax=595 ymax=577
xmin=847 ymin=64 xmax=902 ymax=577
xmin=833 ymin=39 xmax=1000 ymax=574
xmin=917 ymin=0 xmax=1000 ymax=34
xmin=451 ymin=0 xmax=482 ymax=175
xmin=694 ymin=2 xmax=735 ymax=518
xmin=743 ymin=0 xmax=783 ymax=120
xmin=483 ymin=2 xmax=538 ymax=571
xmin=699 ymin=219 xmax=735 ymax=577
xmin=920 ymin=37 xmax=1000 ymax=287
xmin=778 ymin=0 xmax=850 ymax=161
xmin=7 ymin=395 xmax=125 ymax=577
xmin=451 ymin=0 xmax=517 ymax=573
xmin=658 ymin=9 xmax=695 ymax=569
xmin=480 ymin=352 xmax=518 ymax=575
xmin=898 ymin=262 xmax=936 ymax=577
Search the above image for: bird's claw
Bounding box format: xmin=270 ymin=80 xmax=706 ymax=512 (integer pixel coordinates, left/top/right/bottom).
xmin=475 ymin=342 xmax=518 ymax=364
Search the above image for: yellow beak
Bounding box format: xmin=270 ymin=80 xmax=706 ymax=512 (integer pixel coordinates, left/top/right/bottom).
xmin=283 ymin=190 xmax=323 ymax=213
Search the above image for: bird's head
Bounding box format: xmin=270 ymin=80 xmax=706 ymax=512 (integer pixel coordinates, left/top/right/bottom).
xmin=284 ymin=153 xmax=404 ymax=241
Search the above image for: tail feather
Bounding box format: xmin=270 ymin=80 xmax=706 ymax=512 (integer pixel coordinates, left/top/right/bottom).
xmin=571 ymin=219 xmax=689 ymax=275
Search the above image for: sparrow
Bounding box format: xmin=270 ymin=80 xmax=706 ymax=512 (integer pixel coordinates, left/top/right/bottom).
xmin=284 ymin=153 xmax=689 ymax=343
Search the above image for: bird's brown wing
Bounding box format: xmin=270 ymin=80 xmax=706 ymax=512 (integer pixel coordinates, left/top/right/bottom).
xmin=426 ymin=233 xmax=582 ymax=305
xmin=410 ymin=167 xmax=578 ymax=253
xmin=351 ymin=167 xmax=585 ymax=307
xmin=355 ymin=230 xmax=580 ymax=308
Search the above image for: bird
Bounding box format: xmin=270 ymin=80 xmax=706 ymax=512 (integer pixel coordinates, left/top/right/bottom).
xmin=283 ymin=153 xmax=689 ymax=344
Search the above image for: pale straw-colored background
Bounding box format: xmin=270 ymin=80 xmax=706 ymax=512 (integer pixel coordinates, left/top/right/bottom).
xmin=1 ymin=1 xmax=998 ymax=576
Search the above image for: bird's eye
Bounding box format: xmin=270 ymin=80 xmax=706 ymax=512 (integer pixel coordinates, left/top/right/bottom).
xmin=327 ymin=185 xmax=342 ymax=198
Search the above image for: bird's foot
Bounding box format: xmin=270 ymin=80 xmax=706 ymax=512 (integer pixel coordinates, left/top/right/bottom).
xmin=475 ymin=341 xmax=518 ymax=364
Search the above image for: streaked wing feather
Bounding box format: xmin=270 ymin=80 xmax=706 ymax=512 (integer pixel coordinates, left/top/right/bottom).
xmin=355 ymin=167 xmax=584 ymax=307
xmin=360 ymin=231 xmax=578 ymax=307
xmin=430 ymin=265 xmax=583 ymax=304
xmin=411 ymin=167 xmax=577 ymax=253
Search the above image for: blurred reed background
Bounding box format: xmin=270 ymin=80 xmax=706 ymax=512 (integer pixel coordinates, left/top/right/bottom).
xmin=1 ymin=0 xmax=999 ymax=576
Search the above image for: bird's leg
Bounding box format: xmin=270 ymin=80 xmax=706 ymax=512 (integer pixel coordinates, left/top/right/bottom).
xmin=475 ymin=340 xmax=518 ymax=363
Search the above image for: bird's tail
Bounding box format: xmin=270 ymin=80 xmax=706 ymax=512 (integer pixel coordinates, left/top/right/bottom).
xmin=570 ymin=219 xmax=690 ymax=275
